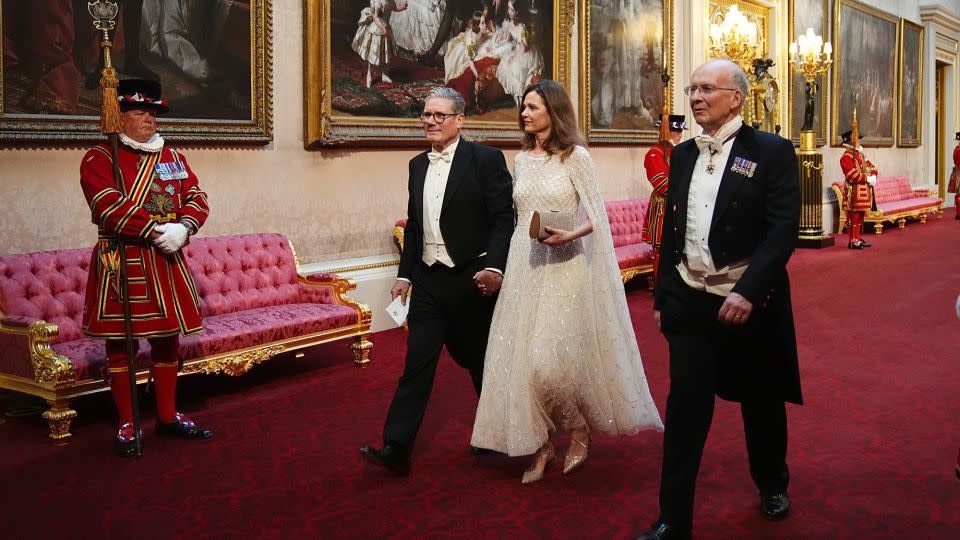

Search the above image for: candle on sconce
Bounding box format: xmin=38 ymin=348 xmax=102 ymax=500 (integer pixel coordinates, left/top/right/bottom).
xmin=789 ymin=42 xmax=798 ymax=63
xmin=824 ymin=42 xmax=832 ymax=61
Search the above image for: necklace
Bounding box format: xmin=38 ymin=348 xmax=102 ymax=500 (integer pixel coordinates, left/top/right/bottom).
xmin=703 ymin=129 xmax=741 ymax=175
xmin=706 ymin=147 xmax=720 ymax=174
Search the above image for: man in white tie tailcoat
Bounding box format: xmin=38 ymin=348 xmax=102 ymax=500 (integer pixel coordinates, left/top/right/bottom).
xmin=361 ymin=87 xmax=515 ymax=476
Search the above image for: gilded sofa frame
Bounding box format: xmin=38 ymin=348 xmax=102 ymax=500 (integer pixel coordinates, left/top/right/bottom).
xmin=0 ymin=242 xmax=372 ymax=442
xmin=831 ymin=184 xmax=944 ymax=234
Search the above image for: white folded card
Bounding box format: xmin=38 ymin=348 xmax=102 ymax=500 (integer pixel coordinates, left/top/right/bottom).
xmin=385 ymin=295 xmax=410 ymax=326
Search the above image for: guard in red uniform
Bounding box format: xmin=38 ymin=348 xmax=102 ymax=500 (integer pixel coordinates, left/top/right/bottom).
xmin=642 ymin=115 xmax=685 ymax=285
xmin=80 ymin=79 xmax=212 ymax=456
xmin=948 ymin=131 xmax=959 ymax=220
xmin=838 ymin=124 xmax=877 ymax=249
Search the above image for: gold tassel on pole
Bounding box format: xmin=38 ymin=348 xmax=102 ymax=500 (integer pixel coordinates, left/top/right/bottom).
xmin=851 ymin=109 xmax=860 ymax=148
xmin=88 ymin=0 xmax=122 ymax=134
xmin=658 ymin=71 xmax=671 ymax=143
xmin=99 ymin=66 xmax=123 ymax=134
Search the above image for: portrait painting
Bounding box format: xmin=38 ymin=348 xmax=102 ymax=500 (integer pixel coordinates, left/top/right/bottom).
xmin=831 ymin=0 xmax=899 ymax=147
xmin=305 ymin=0 xmax=573 ymax=147
xmin=788 ymin=0 xmax=829 ymax=146
xmin=579 ymin=0 xmax=672 ymax=144
xmin=0 ymin=0 xmax=272 ymax=143
xmin=897 ymin=19 xmax=923 ymax=147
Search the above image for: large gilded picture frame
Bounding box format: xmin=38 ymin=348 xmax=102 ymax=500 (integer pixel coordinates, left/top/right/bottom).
xmin=304 ymin=0 xmax=575 ymax=148
xmin=578 ymin=0 xmax=673 ymax=144
xmin=788 ymin=0 xmax=829 ymax=146
xmin=831 ymin=0 xmax=899 ymax=147
xmin=897 ymin=18 xmax=923 ymax=148
xmin=0 ymin=0 xmax=273 ymax=144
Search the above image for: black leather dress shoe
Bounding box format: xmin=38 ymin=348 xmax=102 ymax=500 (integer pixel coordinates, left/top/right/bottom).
xmin=761 ymin=492 xmax=791 ymax=520
xmin=156 ymin=413 xmax=212 ymax=439
xmin=848 ymin=241 xmax=865 ymax=249
xmin=859 ymin=239 xmax=872 ymax=247
xmin=470 ymin=445 xmax=495 ymax=455
xmin=634 ymin=521 xmax=692 ymax=540
xmin=114 ymin=422 xmax=142 ymax=457
xmin=360 ymin=443 xmax=410 ymax=476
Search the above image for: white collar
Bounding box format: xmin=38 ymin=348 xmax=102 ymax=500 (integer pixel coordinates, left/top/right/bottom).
xmin=119 ymin=133 xmax=165 ymax=153
xmin=698 ymin=115 xmax=743 ymax=140
xmin=430 ymin=136 xmax=460 ymax=156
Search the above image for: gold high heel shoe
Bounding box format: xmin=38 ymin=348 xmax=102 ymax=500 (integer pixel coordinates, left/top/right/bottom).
xmin=521 ymin=442 xmax=555 ymax=484
xmin=563 ymin=428 xmax=590 ymax=474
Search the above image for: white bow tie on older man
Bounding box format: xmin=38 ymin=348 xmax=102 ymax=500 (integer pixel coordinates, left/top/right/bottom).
xmin=694 ymin=117 xmax=744 ymax=154
xmin=427 ymin=148 xmax=453 ymax=164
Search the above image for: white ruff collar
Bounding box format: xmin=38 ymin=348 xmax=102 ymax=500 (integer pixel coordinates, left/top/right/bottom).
xmin=119 ymin=133 xmax=165 ymax=153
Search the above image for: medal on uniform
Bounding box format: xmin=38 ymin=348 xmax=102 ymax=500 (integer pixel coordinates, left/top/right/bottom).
xmin=155 ymin=161 xmax=188 ymax=181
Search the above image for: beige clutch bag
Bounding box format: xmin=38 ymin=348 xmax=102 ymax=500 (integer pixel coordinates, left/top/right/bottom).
xmin=529 ymin=210 xmax=575 ymax=241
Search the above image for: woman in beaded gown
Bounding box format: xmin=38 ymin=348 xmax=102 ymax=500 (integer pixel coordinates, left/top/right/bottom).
xmin=471 ymin=80 xmax=663 ymax=484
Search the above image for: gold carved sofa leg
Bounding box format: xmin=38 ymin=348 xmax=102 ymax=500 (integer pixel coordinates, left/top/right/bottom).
xmin=43 ymin=398 xmax=76 ymax=442
xmin=897 ymin=217 xmax=906 ymax=229
xmin=351 ymin=334 xmax=373 ymax=366
xmin=874 ymin=222 xmax=884 ymax=234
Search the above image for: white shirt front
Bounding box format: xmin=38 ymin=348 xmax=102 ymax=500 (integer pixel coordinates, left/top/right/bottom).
xmin=683 ymin=116 xmax=743 ymax=274
xmin=421 ymin=137 xmax=459 ymax=268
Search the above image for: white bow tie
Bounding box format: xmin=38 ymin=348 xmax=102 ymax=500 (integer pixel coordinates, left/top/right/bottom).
xmin=427 ymin=149 xmax=453 ymax=164
xmin=694 ymin=134 xmax=723 ymax=155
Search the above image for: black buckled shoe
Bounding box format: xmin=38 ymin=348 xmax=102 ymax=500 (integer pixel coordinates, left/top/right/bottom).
xmin=360 ymin=443 xmax=410 ymax=476
xmin=115 ymin=422 xmax=142 ymax=457
xmin=634 ymin=520 xmax=692 ymax=540
xmin=859 ymin=239 xmax=872 ymax=247
xmin=156 ymin=413 xmax=212 ymax=439
xmin=760 ymin=492 xmax=791 ymax=520
xmin=848 ymin=241 xmax=865 ymax=249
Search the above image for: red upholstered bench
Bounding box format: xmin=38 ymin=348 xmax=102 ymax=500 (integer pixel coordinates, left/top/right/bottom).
xmin=605 ymin=198 xmax=654 ymax=284
xmin=832 ymin=176 xmax=943 ymax=234
xmin=0 ymin=233 xmax=372 ymax=441
xmin=393 ymin=198 xmax=653 ymax=284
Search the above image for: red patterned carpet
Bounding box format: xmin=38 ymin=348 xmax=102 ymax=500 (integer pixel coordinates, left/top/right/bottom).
xmin=3 ymin=218 xmax=959 ymax=539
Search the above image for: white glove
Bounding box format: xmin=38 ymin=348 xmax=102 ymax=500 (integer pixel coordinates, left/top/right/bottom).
xmin=856 ymin=145 xmax=864 ymax=152
xmin=153 ymin=223 xmax=190 ymax=254
xmin=867 ymin=175 xmax=877 ymax=186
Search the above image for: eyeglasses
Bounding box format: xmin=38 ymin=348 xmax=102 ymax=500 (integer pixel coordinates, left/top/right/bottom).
xmin=418 ymin=112 xmax=460 ymax=123
xmin=683 ymin=85 xmax=739 ymax=96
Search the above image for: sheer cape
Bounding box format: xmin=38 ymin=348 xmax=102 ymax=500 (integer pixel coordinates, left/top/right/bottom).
xmin=471 ymin=146 xmax=663 ymax=456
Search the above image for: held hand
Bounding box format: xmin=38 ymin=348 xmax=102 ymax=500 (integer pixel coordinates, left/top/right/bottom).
xmin=540 ymin=226 xmax=574 ymax=246
xmin=473 ymin=270 xmax=503 ymax=296
xmin=391 ymin=280 xmax=411 ymax=306
xmin=653 ymin=310 xmax=662 ymax=332
xmin=152 ymin=223 xmax=190 ymax=255
xmin=717 ymin=292 xmax=753 ymax=326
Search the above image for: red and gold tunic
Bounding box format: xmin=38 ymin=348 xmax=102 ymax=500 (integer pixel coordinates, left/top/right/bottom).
xmin=948 ymin=141 xmax=960 ymax=193
xmin=80 ymin=142 xmax=209 ymax=339
xmin=839 ymin=145 xmax=877 ymax=212
xmin=641 ymin=141 xmax=671 ymax=247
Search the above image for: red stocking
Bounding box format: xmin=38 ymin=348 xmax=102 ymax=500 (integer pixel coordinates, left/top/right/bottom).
xmin=105 ymin=339 xmax=136 ymax=426
xmin=651 ymin=246 xmax=660 ymax=287
xmin=148 ymin=336 xmax=179 ymax=423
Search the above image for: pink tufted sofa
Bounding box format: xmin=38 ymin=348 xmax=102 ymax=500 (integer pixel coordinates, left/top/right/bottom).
xmin=392 ymin=198 xmax=653 ymax=284
xmin=0 ymin=233 xmax=372 ymax=441
xmin=832 ymin=176 xmax=943 ymax=234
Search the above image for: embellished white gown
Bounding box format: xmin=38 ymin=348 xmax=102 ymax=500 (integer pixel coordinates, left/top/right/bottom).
xmin=471 ymin=147 xmax=663 ymax=457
